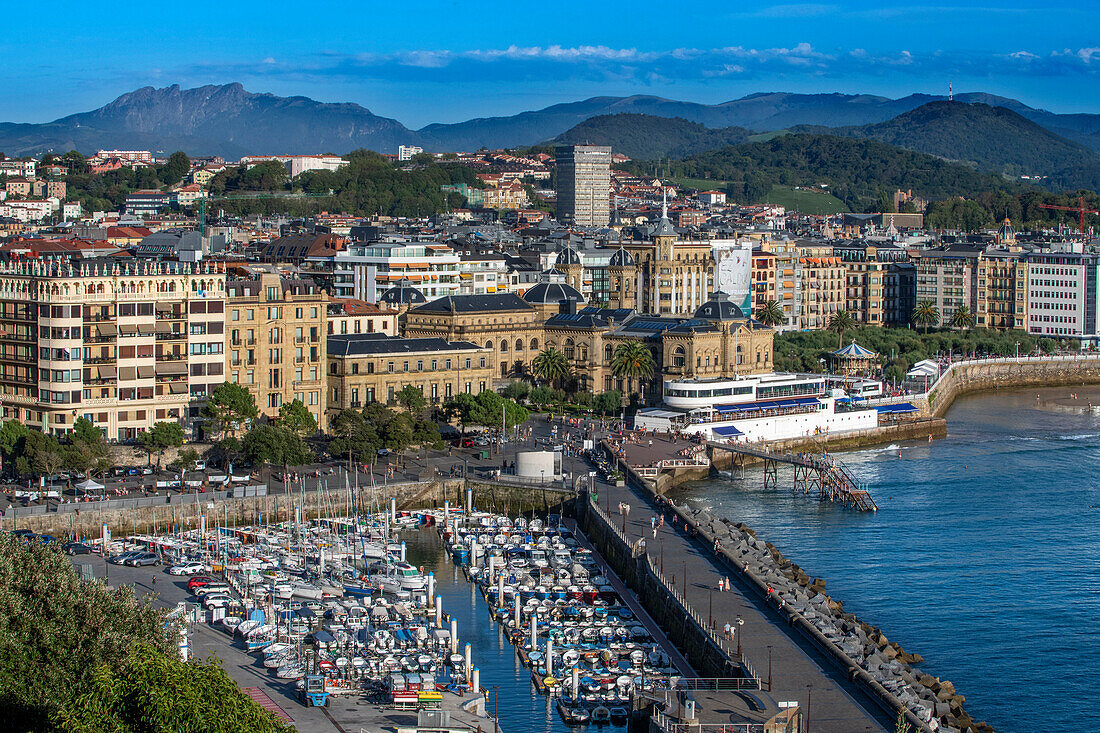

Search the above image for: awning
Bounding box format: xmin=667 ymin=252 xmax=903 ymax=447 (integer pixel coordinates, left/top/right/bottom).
xmin=874 ymin=402 xmax=919 ymax=414
xmin=118 ymin=325 xmax=136 ymax=336
xmin=155 ymin=321 xmax=172 ymax=333
xmin=97 ymin=365 xmax=117 ymax=379
xmin=96 ymin=323 xmax=116 ymax=336
xmin=155 ymin=361 xmax=187 ymax=375
xmin=137 ymin=365 xmax=154 ymax=379
xmin=712 ymin=425 xmax=743 ymax=437
xmin=155 ymin=302 xmax=174 ymax=312
xmin=137 ymin=324 xmax=154 ymax=335
xmin=714 ymin=397 xmax=821 ymax=414
xmin=119 ymin=366 xmax=136 ymax=380
xmin=168 ymin=381 xmax=189 ymax=394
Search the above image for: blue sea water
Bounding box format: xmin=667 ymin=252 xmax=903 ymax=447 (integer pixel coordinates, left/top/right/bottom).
xmin=672 ymin=385 xmax=1100 ymax=732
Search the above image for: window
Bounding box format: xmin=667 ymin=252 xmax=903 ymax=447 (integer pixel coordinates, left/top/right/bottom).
xmin=247 ymin=309 xmax=254 ymax=320
xmin=246 ymin=370 xmax=254 ymax=384
xmin=266 ymin=286 xmax=278 ymax=301
xmin=268 ymin=369 xmax=280 ymax=388
xmin=232 ymin=309 xmax=239 ymax=321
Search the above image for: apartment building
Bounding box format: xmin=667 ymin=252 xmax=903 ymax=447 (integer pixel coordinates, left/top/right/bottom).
xmin=397 ymin=145 xmax=424 ymax=162
xmin=750 ymin=250 xmax=777 ymax=321
xmin=795 ymin=244 xmax=844 ymax=330
xmin=332 ymin=240 xmax=460 ymax=303
xmin=226 ymin=273 xmax=327 ymax=430
xmin=1026 ymin=251 xmax=1100 ymax=342
xmin=555 ymin=145 xmax=611 ymax=227
xmin=975 ymin=253 xmax=1027 ymax=330
xmin=326 ymin=334 xmax=493 ymax=412
xmin=0 ymin=260 xmax=226 ymax=439
xmin=913 ymin=246 xmax=981 ymax=327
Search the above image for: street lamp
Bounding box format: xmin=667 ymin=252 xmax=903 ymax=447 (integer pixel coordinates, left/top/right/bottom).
xmin=1015 ymin=341 xmax=1020 ymax=359
xmin=736 ymin=616 xmax=744 ymax=658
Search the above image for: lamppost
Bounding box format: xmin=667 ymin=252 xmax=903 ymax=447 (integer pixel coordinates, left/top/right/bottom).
xmin=1015 ymin=341 xmax=1020 ymax=360
xmin=767 ymin=645 xmax=773 ymax=692
xmin=736 ymin=615 xmax=744 ymax=658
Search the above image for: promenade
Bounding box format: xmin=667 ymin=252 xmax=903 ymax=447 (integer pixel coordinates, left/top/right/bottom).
xmin=594 ymin=477 xmax=891 ymax=733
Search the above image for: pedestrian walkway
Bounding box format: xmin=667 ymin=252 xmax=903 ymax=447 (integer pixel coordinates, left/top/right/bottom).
xmin=594 ymin=482 xmax=890 ymax=733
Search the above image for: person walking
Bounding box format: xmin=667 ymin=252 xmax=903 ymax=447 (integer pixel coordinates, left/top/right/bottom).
xmin=723 ymin=622 xmax=732 ymax=640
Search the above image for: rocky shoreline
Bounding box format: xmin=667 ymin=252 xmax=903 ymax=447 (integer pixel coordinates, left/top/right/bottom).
xmin=680 ymin=504 xmax=993 ymax=733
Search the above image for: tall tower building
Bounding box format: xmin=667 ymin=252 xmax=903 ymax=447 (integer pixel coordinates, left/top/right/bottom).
xmin=555 ymin=145 xmax=611 ymax=226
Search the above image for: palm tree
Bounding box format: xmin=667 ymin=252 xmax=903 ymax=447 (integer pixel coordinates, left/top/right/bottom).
xmin=912 ymin=300 xmax=940 ymax=332
xmin=827 ymin=310 xmax=857 ymax=348
xmin=949 ymin=306 xmax=973 ymax=330
xmin=610 ymin=340 xmax=655 ymax=399
xmin=531 ymin=347 xmax=570 ymax=389
xmin=756 ymin=299 xmax=785 ymax=328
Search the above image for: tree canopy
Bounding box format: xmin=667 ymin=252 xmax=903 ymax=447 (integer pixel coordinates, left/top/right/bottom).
xmin=242 ymin=424 xmax=313 ymax=466
xmin=277 ymin=399 xmax=317 ymax=437
xmin=202 ymin=382 xmax=258 ymax=439
xmin=0 ymin=535 xmax=291 ymax=732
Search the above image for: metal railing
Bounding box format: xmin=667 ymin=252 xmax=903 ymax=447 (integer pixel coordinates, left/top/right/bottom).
xmin=652 ymin=709 xmax=769 ymax=733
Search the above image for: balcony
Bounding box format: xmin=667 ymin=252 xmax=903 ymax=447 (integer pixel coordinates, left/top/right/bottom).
xmin=85 ymin=356 xmax=116 ymax=364
xmin=293 ymin=378 xmax=321 ymax=387
xmin=155 ymin=333 xmax=185 ymax=341
xmin=156 ymin=353 xmax=186 ymax=361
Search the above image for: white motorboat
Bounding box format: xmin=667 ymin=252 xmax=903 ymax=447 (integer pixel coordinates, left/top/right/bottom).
xmin=369 ymin=561 xmax=427 ymax=593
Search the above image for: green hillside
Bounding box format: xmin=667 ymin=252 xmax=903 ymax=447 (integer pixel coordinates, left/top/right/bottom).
xmin=763 ymin=185 xmax=846 ymax=215
xmin=623 ymin=134 xmax=1022 ymax=212
xmin=844 ymin=101 xmax=1099 ymax=180
xmin=551 ymin=113 xmax=751 ymax=159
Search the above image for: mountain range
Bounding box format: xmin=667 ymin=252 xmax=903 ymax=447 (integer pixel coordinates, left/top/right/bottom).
xmin=2 ymin=83 xmax=1100 ymax=189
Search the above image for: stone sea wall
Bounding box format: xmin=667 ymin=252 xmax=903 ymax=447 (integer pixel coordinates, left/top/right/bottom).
xmin=612 ymin=453 xmax=992 ymax=733
xmin=926 ymin=355 xmax=1100 ymax=417
xmin=4 ymin=476 xmax=571 ymax=540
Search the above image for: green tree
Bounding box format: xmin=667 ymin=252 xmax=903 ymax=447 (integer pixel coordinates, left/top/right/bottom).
xmin=242 ymin=425 xmax=313 ymax=466
xmin=531 ymin=347 xmax=570 ymax=388
xmin=62 ymin=420 xmax=109 ymax=478
xmin=169 ymin=447 xmax=200 ymax=473
xmin=161 ymin=151 xmax=191 ymax=186
xmin=0 ymin=534 xmax=170 ymax=729
xmin=529 ymin=385 xmax=556 ymax=407
xmin=827 ymin=310 xmax=858 ymax=348
xmin=202 ymin=382 xmax=258 ymax=439
xmin=912 ymin=300 xmax=941 ymax=331
xmin=593 ymin=390 xmax=623 ymax=417
xmin=24 ymin=430 xmax=63 ymax=478
xmin=610 ymin=340 xmax=655 ymax=397
xmin=57 ymin=643 xmax=293 ymax=733
xmin=0 ymin=419 xmax=30 ymax=472
xmin=949 ymin=306 xmax=973 ymax=330
xmin=277 ymin=399 xmax=317 ymax=437
xmin=138 ymin=422 xmax=184 ymax=469
xmin=501 ymin=381 xmax=530 ymax=402
xmin=395 ymin=385 xmax=427 ymax=415
xmin=755 ymin=299 xmax=785 ymax=327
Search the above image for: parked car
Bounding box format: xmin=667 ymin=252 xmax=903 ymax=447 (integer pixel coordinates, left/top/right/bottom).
xmin=187 ymin=576 xmax=214 ymax=591
xmin=168 ymin=561 xmax=207 ymax=576
xmin=109 ymin=551 xmax=142 ymax=565
xmin=63 ymin=542 xmax=92 ymax=555
xmin=202 ymin=593 xmax=233 ymax=609
xmin=195 ymin=583 xmax=230 ymax=597
xmin=126 ymin=552 xmax=160 ymax=567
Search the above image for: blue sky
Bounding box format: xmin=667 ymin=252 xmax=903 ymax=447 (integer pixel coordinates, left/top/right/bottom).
xmin=6 ymin=0 xmax=1100 ymax=126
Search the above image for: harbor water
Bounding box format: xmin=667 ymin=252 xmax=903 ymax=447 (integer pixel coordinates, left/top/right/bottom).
xmin=672 ymin=385 xmax=1100 ymax=732
xmin=406 ymin=533 xmax=575 ymax=733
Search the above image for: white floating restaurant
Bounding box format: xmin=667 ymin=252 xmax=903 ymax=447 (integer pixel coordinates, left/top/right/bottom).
xmin=634 ymin=372 xmax=880 ymax=442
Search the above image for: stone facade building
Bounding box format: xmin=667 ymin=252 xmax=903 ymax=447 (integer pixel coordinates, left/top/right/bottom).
xmin=227 ymin=273 xmax=328 ymax=430
xmin=326 ymin=334 xmax=493 ymax=411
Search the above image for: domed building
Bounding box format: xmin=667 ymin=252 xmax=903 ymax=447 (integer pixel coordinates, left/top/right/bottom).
xmin=523 ymin=279 xmax=586 ymax=317
xmin=694 ymin=291 xmax=743 ymax=321
xmin=554 ymin=245 xmax=584 ymax=292
xmin=377 ymin=278 xmax=427 ymax=309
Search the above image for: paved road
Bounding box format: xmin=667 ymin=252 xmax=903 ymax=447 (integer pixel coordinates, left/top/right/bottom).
xmin=593 ymin=478 xmax=891 ymax=733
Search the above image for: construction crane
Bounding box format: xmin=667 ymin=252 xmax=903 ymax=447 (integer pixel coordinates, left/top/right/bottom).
xmin=1039 ymin=195 xmax=1098 ymax=234
xmin=197 ymin=190 xmax=333 ymax=235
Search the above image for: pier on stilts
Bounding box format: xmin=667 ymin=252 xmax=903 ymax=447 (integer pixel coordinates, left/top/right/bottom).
xmin=709 ymin=441 xmax=878 ymax=512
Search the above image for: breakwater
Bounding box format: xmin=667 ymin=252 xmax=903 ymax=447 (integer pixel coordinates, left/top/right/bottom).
xmin=576 ymin=494 xmax=749 ymax=681
xmin=612 ymin=452 xmax=989 ymax=733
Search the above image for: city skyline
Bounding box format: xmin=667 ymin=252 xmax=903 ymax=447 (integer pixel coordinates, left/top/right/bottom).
xmin=5 ymin=0 xmax=1100 ymax=127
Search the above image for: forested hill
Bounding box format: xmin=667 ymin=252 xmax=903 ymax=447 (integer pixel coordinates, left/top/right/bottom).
xmin=625 ymin=134 xmax=1021 ymax=212
xmin=550 ymin=114 xmax=751 ymax=160
xmin=837 ymin=102 xmax=1100 ymax=180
